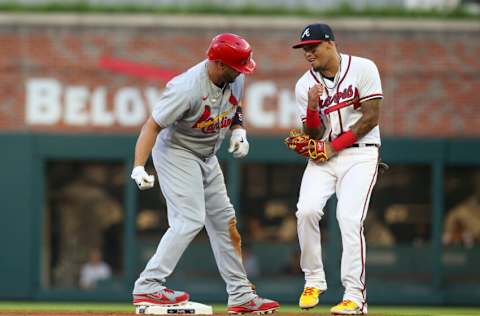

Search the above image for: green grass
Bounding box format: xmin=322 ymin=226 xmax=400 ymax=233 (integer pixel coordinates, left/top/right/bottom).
xmin=0 ymin=302 xmax=479 ymax=315
xmin=0 ymin=1 xmax=477 ymax=19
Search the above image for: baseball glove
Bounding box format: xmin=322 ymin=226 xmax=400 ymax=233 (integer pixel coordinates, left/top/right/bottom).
xmin=284 ymin=129 xmax=310 ymax=157
xmin=284 ymin=129 xmax=328 ymax=162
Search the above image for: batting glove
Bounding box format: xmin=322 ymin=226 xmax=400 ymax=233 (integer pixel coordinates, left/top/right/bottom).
xmin=228 ymin=128 xmax=249 ymax=159
xmin=131 ymin=166 xmax=155 ymax=190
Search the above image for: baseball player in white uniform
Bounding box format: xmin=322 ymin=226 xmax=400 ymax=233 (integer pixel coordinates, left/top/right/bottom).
xmin=130 ymin=33 xmax=280 ymax=314
xmin=289 ymin=23 xmax=383 ymax=315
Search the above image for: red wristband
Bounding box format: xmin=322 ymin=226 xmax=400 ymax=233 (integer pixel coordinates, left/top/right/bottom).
xmin=331 ymin=130 xmax=358 ymax=152
xmin=306 ymin=108 xmax=321 ymax=129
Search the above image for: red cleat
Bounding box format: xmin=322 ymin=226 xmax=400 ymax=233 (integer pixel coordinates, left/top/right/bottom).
xmin=228 ymin=296 xmax=280 ymax=314
xmin=133 ymin=288 xmax=189 ymax=306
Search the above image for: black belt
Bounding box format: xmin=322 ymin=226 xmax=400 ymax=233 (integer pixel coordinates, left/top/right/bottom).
xmin=349 ymin=143 xmax=379 ymax=148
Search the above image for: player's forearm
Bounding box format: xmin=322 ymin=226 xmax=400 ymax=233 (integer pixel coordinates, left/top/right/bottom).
xmin=304 ymin=101 xmax=325 ymax=139
xmin=134 ymin=117 xmax=162 ymax=167
xmin=351 ymin=116 xmax=377 ymax=139
xmin=303 ymin=124 xmax=325 ymax=140
xmin=350 ymin=99 xmax=381 ymax=139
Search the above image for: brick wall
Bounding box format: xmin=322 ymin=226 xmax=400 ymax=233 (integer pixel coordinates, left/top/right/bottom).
xmin=0 ymin=15 xmax=479 ymax=136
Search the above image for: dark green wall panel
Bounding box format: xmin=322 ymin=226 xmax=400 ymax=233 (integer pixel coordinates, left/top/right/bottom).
xmin=0 ymin=133 xmax=479 ymax=304
xmin=0 ymin=134 xmax=34 ymax=298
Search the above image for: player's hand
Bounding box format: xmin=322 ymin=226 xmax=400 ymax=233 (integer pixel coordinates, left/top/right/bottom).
xmin=308 ymin=140 xmax=336 ymax=163
xmin=131 ymin=166 xmax=155 ymax=190
xmin=307 ymin=84 xmax=324 ymax=109
xmin=228 ymin=128 xmax=249 ymax=158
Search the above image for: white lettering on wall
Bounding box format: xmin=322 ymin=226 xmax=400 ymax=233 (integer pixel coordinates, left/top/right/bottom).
xmin=91 ymin=87 xmax=114 ymax=126
xmin=278 ymin=89 xmax=298 ymax=128
xmin=65 ymin=86 xmax=89 ymax=125
xmin=114 ymin=87 xmax=146 ymax=126
xmin=24 ymin=78 xmax=162 ymax=127
xmin=246 ymin=81 xmax=276 ymax=128
xmin=144 ymin=87 xmax=163 ymax=113
xmin=26 ymin=78 xmax=62 ymax=124
xmin=245 ymin=81 xmax=298 ymax=129
xmin=24 ymin=78 xmax=299 ymax=130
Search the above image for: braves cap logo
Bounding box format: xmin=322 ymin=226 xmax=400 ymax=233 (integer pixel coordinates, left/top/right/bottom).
xmin=301 ymin=28 xmax=310 ymax=39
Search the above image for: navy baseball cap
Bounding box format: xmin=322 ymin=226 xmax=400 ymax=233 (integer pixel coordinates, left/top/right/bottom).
xmin=292 ymin=23 xmax=335 ymax=49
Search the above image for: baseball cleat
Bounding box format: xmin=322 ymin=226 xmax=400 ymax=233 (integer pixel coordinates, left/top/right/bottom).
xmin=299 ymin=287 xmax=323 ymax=309
xmin=227 ymin=296 xmax=280 ymax=314
xmin=132 ymin=288 xmax=190 ymax=306
xmin=330 ymin=300 xmax=366 ymax=315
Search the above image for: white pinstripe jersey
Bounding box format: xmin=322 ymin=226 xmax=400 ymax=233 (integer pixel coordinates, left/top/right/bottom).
xmin=295 ymin=53 xmax=383 ymax=145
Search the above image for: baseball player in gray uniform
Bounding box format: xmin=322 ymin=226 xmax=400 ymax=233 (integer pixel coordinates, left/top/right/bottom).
xmin=130 ymin=33 xmax=280 ymax=315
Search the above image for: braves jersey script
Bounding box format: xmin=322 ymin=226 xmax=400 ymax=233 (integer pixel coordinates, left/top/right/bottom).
xmin=295 ymin=53 xmax=383 ymax=144
xmin=153 ymin=60 xmax=244 ymax=158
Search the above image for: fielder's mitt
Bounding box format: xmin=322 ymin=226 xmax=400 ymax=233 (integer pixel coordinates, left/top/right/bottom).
xmin=284 ymin=129 xmax=310 ymax=157
xmin=284 ymin=129 xmax=328 ymax=162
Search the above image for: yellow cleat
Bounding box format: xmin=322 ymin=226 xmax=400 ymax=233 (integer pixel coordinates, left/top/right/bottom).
xmin=330 ymin=300 xmax=365 ymax=315
xmin=298 ymin=287 xmax=323 ymax=309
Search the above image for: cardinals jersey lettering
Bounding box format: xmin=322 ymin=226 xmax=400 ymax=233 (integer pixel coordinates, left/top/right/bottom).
xmin=152 ymin=60 xmax=244 ymax=158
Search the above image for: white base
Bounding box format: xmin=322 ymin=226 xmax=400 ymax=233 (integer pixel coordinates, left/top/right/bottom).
xmin=135 ymin=301 xmax=213 ymax=315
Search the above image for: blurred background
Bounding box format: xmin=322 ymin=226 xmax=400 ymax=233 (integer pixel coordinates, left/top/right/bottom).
xmin=0 ymin=0 xmax=479 ymax=307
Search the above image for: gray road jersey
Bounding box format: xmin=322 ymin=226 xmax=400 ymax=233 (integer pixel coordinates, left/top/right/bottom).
xmin=152 ymin=60 xmax=245 ymax=159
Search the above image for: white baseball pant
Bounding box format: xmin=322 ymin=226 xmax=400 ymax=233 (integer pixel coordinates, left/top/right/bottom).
xmin=296 ymin=146 xmax=379 ymax=307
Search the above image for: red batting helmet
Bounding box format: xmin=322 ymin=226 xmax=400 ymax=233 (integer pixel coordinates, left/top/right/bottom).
xmin=207 ymin=33 xmax=256 ymax=74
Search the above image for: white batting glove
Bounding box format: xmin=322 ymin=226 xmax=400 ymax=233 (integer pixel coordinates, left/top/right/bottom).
xmin=131 ymin=166 xmax=155 ymax=190
xmin=228 ymin=128 xmax=249 ymax=159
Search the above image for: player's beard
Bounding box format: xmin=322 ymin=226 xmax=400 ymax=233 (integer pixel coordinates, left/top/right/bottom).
xmin=312 ymin=64 xmax=325 ymax=73
xmin=224 ymin=72 xmax=239 ymax=84
xmin=313 ymin=55 xmax=339 ymax=76
xmin=311 ymin=58 xmax=328 ymax=73
xmin=310 ymin=58 xmax=325 ymax=72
